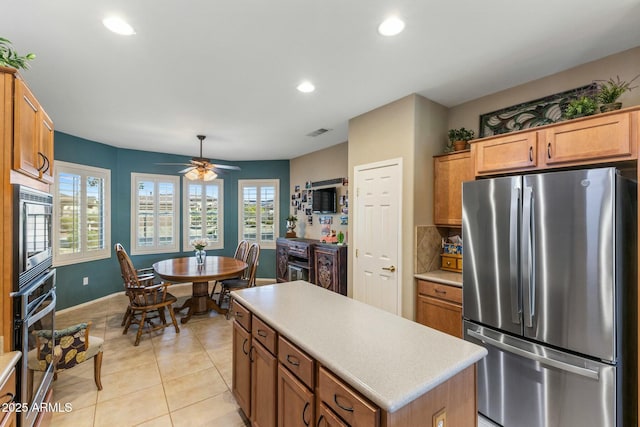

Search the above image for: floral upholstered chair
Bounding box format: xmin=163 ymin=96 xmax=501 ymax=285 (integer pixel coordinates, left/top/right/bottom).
xmin=28 ymin=321 xmax=103 ymax=390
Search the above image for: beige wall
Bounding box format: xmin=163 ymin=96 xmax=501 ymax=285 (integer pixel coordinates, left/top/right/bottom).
xmin=448 ymin=46 xmax=640 ymax=132
xmin=289 ymin=142 xmax=348 ymax=240
xmin=348 ymin=94 xmax=446 ymax=320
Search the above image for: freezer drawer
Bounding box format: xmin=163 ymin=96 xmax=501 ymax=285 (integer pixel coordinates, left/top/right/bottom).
xmin=464 ymin=321 xmax=619 ymax=427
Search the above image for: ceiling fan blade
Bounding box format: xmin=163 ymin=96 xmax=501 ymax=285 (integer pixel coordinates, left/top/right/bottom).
xmin=212 ymin=164 xmax=241 ymax=171
xmin=179 ymin=166 xmax=196 ymax=173
xmin=155 ymin=162 xmax=192 ymax=166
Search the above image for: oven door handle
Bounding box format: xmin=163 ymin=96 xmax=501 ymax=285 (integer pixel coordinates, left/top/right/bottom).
xmin=11 ymin=269 xmax=56 ymax=298
xmin=27 ymin=291 xmax=56 ymax=326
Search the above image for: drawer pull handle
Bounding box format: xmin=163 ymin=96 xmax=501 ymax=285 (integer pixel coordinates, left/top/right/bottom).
xmin=236 ymin=312 xmax=243 ymax=318
xmin=302 ymin=402 xmax=310 ymax=426
xmin=446 ymin=261 xmax=451 ymax=266
xmin=547 ymin=142 xmax=552 ymax=159
xmin=435 ymin=289 xmax=447 ymax=295
xmin=529 ymin=146 xmax=533 ymax=162
xmin=242 ymin=338 xmax=249 ymax=355
xmin=286 ymin=354 xmax=300 ymax=366
xmin=0 ymin=392 xmax=14 ymax=405
xmin=248 ymin=346 xmax=255 ymax=363
xmin=317 ymin=415 xmax=325 ymax=427
xmin=257 ymin=329 xmax=268 ymax=338
xmin=334 ymin=394 xmax=354 ymax=413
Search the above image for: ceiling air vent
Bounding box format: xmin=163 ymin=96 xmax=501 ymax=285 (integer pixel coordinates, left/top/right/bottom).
xmin=306 ymin=128 xmax=332 ymax=137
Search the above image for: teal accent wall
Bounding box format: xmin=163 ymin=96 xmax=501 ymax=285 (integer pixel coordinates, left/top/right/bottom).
xmin=54 ymin=132 xmax=290 ymax=310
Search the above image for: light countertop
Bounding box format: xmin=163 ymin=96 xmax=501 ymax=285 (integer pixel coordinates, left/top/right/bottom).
xmin=415 ymin=270 xmax=462 ymax=287
xmin=0 ymin=351 xmax=21 ymax=386
xmin=231 ymin=281 xmax=486 ymax=413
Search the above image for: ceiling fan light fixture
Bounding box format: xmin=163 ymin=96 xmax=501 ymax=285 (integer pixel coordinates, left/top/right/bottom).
xmin=378 ymin=16 xmax=405 ymax=36
xmin=185 ymin=167 xmax=217 ymax=181
xmin=103 ymin=16 xmax=136 ymax=35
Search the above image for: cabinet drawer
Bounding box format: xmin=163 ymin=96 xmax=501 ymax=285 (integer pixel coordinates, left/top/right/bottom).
xmin=252 ymin=316 xmax=277 ymax=355
xmin=278 ymin=336 xmax=315 ymax=389
xmin=318 ymin=366 xmax=379 ymax=427
xmin=231 ymin=300 xmax=251 ymax=332
xmin=417 ymin=280 xmax=462 ymax=305
xmin=440 ymin=255 xmax=462 ymax=273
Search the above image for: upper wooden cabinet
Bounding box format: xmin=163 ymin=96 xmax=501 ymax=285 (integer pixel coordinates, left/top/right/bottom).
xmin=12 ymin=73 xmax=54 ymax=183
xmin=470 ymin=107 xmax=639 ymax=177
xmin=433 ymin=150 xmax=473 ymax=226
xmin=472 ymin=131 xmax=538 ymax=176
xmin=543 ymin=111 xmax=634 ymax=167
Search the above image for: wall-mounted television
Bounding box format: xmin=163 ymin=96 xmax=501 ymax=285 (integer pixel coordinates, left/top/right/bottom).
xmin=312 ymin=187 xmax=337 ymax=213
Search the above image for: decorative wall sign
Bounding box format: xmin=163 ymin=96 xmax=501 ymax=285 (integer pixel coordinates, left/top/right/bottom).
xmin=479 ymin=83 xmax=597 ymax=137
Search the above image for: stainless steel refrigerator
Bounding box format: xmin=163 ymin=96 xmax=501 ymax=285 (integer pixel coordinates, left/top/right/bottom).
xmin=462 ymin=167 xmax=637 ymax=427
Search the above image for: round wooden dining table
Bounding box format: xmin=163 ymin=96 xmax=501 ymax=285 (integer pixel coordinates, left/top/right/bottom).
xmin=152 ymin=256 xmax=247 ymax=323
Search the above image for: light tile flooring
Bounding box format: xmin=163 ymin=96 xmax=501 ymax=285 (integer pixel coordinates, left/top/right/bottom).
xmin=50 ymin=284 xmax=250 ymax=427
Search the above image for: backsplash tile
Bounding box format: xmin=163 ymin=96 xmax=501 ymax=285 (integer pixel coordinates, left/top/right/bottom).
xmin=415 ymin=226 xmax=447 ymax=273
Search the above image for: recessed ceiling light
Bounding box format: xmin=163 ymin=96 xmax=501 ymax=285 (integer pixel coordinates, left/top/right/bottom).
xmin=297 ymin=81 xmax=315 ymax=93
xmin=103 ymin=16 xmax=136 ymax=36
xmin=378 ymin=16 xmax=405 ymax=36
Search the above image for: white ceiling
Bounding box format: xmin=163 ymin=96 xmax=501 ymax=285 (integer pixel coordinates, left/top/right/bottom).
xmin=2 ymin=0 xmax=640 ymax=161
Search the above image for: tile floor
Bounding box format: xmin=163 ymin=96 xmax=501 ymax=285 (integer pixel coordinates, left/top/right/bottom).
xmin=50 ymin=283 xmax=250 ymax=427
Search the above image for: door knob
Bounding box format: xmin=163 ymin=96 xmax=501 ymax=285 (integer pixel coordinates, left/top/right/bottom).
xmin=382 ymin=265 xmax=396 ymax=272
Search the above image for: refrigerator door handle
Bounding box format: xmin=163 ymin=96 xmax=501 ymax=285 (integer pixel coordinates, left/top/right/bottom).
xmin=521 ymin=186 xmax=534 ymax=328
xmin=467 ymin=329 xmax=600 ymax=380
xmin=509 ymin=186 xmax=521 ymax=324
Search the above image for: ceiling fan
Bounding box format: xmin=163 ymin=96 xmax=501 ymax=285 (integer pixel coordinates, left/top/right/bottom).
xmin=158 ymin=135 xmax=240 ymax=181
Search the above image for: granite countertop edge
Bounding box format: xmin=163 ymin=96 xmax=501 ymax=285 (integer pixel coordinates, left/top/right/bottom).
xmin=232 ymin=282 xmax=486 ymax=413
xmin=0 ymin=351 xmax=21 ymax=387
xmin=414 ymin=270 xmax=462 ymax=287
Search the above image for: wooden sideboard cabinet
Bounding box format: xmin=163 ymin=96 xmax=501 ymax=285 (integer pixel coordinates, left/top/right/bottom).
xmin=416 ymin=280 xmax=462 ymax=338
xmin=433 ymin=150 xmax=473 ymax=226
xmin=313 ymin=244 xmax=347 ymax=296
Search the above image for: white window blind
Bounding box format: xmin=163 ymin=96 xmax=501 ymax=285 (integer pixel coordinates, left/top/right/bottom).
xmin=238 ymin=179 xmax=279 ymax=249
xmin=131 ymin=173 xmax=180 ymax=254
xmin=183 ymin=179 xmax=224 ymax=250
xmin=54 ymin=161 xmax=111 ymax=266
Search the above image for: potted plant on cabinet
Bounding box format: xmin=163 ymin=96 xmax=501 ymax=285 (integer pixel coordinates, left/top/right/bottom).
xmin=0 ymin=37 xmax=35 ymax=70
xmin=286 ymin=215 xmax=298 ymax=237
xmin=447 ymin=128 xmax=475 ymax=152
xmin=563 ymin=96 xmax=598 ymax=119
xmin=595 ymin=74 xmax=639 ymax=112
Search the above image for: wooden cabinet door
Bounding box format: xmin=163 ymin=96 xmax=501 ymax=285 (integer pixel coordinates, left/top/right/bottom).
xmin=232 ymin=321 xmax=252 ymax=418
xmin=433 ymin=151 xmax=473 ymax=226
xmin=278 ymin=364 xmax=314 ymax=427
xmin=38 ymin=108 xmax=54 ymax=183
xmin=13 ymin=78 xmax=41 ymax=178
xmin=544 ymin=111 xmax=634 ymax=166
xmin=472 ymin=130 xmax=538 ymax=176
xmin=276 ymin=242 xmax=289 ymax=282
xmin=251 ymin=340 xmax=277 ymax=427
xmin=416 ymin=295 xmax=462 ymax=338
xmin=317 ymin=402 xmax=348 ymax=427
xmin=313 ymin=246 xmax=347 ymax=295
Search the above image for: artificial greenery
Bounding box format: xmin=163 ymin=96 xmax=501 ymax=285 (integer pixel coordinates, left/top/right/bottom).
xmin=595 ymin=74 xmax=639 ymax=104
xmin=447 ymin=127 xmax=475 ymax=142
xmin=286 ymin=215 xmax=298 ymax=222
xmin=563 ymin=96 xmax=598 ymax=119
xmin=0 ymin=37 xmax=36 ymax=70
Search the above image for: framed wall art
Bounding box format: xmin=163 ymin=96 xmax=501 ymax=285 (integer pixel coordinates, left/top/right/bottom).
xmin=479 ymin=83 xmax=597 ymax=137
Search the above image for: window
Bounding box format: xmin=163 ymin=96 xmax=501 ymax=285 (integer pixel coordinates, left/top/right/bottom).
xmin=131 ymin=173 xmax=180 ymax=254
xmin=238 ymin=179 xmax=279 ymax=249
xmin=53 ymin=161 xmax=111 ymax=266
xmin=183 ymin=179 xmax=224 ymax=251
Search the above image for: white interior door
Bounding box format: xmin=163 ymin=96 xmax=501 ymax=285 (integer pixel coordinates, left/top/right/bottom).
xmin=353 ymin=159 xmax=402 ymax=315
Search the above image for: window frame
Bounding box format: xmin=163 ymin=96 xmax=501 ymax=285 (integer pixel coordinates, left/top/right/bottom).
xmin=130 ymin=172 xmax=181 ymax=255
xmin=182 ymin=178 xmax=224 ymax=251
xmin=53 ymin=161 xmax=111 ymax=266
xmin=238 ymin=179 xmax=279 ymax=249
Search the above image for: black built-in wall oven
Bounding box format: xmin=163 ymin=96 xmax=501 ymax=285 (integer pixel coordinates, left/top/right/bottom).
xmin=11 ymin=185 xmax=55 ymax=427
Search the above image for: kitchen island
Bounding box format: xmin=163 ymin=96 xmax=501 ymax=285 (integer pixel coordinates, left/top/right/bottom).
xmin=231 ymin=280 xmax=486 ymax=427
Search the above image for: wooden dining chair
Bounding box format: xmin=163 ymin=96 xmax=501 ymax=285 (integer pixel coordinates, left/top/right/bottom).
xmin=115 ymin=243 xmax=180 ymax=345
xmin=210 ymin=239 xmax=250 ymax=300
xmin=218 ymin=242 xmax=260 ymax=308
